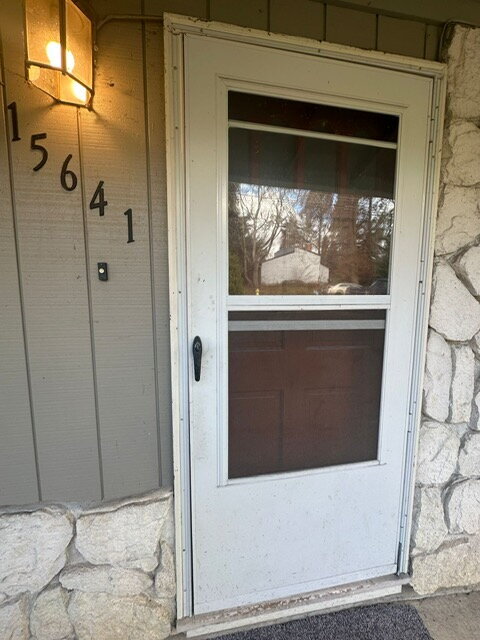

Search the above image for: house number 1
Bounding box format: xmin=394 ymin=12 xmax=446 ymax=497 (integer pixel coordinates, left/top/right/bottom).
xmin=7 ymin=102 xmax=21 ymax=141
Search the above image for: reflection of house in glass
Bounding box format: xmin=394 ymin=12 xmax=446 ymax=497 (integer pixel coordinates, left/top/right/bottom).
xmin=261 ymin=246 xmax=329 ymax=286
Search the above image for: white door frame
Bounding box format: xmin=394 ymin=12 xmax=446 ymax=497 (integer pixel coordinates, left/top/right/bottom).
xmin=164 ymin=13 xmax=446 ymax=620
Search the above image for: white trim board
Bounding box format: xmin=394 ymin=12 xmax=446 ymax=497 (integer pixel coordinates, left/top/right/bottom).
xmin=165 ymin=14 xmax=445 ymax=77
xmin=164 ymin=13 xmax=446 ymax=621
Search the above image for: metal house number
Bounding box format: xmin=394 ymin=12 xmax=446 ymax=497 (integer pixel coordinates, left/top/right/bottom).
xmin=7 ymin=101 xmax=135 ymax=244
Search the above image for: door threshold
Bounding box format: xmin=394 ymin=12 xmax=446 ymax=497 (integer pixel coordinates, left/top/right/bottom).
xmin=176 ymin=574 xmax=410 ymax=638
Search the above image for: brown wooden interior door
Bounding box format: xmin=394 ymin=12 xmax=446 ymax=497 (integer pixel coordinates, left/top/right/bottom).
xmin=229 ymin=318 xmax=384 ymax=478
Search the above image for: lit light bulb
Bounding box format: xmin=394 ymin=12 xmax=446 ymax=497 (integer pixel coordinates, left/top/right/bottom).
xmin=71 ymin=80 xmax=87 ymax=103
xmin=46 ymin=41 xmax=75 ymax=72
xmin=46 ymin=41 xmax=61 ymax=68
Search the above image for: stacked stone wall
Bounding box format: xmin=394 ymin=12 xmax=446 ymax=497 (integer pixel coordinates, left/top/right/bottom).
xmin=411 ymin=25 xmax=480 ymax=595
xmin=0 ymin=490 xmax=175 ymax=639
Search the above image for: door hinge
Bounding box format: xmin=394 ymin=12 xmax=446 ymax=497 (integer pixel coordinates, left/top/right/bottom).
xmin=396 ymin=540 xmax=409 ymax=578
xmin=396 ymin=541 xmax=403 ymax=570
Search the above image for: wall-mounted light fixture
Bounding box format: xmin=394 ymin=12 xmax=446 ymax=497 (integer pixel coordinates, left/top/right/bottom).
xmin=25 ymin=0 xmax=93 ymax=106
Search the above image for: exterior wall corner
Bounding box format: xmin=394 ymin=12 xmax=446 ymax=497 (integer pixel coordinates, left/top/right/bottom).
xmin=410 ymin=22 xmax=480 ymax=596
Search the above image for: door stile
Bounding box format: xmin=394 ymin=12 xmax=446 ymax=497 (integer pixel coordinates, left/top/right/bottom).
xmin=216 ymin=77 xmax=231 ymax=487
xmin=164 ymin=26 xmax=194 ymax=619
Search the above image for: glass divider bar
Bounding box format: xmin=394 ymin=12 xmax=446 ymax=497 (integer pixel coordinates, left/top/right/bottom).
xmin=228 ymin=319 xmax=386 ymax=331
xmin=228 ymin=120 xmax=398 ymax=150
xmin=227 ymin=296 xmax=391 ymax=311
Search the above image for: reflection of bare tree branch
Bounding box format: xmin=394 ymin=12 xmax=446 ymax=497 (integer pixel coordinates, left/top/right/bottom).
xmin=232 ymin=184 xmax=296 ymax=288
xmin=293 ymin=191 xmax=335 ymax=255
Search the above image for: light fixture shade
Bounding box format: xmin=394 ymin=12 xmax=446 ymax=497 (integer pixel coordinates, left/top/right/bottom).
xmin=25 ymin=0 xmax=93 ymax=106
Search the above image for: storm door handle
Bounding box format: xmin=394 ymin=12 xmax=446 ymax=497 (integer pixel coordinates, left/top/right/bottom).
xmin=193 ymin=336 xmax=203 ymax=382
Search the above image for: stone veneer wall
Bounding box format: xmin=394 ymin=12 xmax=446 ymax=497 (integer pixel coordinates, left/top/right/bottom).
xmin=0 ymin=490 xmax=175 ymax=640
xmin=410 ymin=25 xmax=480 ymax=595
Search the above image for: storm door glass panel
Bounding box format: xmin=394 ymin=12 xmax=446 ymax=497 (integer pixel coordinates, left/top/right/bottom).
xmin=228 ymin=311 xmax=386 ymax=478
xmin=228 ymin=92 xmax=398 ymax=296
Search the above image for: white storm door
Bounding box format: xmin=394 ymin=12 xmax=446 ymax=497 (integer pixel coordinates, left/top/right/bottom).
xmin=184 ymin=34 xmax=431 ymax=615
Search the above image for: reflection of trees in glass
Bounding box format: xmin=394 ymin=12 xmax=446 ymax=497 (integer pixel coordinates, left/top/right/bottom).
xmin=229 ymin=181 xmax=394 ymax=293
xmin=229 ymin=183 xmax=302 ymax=290
xmin=321 ymin=194 xmax=393 ymax=285
xmin=356 ymin=196 xmax=393 ymax=282
xmin=281 ymin=190 xmax=335 ymax=255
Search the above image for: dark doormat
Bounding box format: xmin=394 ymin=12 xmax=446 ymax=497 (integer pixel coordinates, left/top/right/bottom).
xmin=214 ymin=604 xmax=433 ymax=640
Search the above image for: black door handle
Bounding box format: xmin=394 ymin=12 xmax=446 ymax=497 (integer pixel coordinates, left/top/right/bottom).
xmin=193 ymin=336 xmax=202 ymax=382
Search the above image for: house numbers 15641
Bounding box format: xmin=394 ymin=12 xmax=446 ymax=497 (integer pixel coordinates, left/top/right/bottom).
xmin=7 ymin=100 xmax=135 ymax=245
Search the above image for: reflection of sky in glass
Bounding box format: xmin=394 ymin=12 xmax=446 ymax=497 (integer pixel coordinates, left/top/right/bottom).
xmin=232 ymin=182 xmax=393 ymax=261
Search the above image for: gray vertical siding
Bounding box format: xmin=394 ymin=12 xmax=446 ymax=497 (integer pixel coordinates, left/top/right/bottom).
xmin=2 ymin=1 xmax=102 ymax=503
xmin=270 ymin=0 xmax=325 ymax=40
xmin=325 ymin=6 xmax=377 ymax=49
xmin=0 ymin=58 xmax=39 ymax=505
xmin=143 ymin=22 xmax=174 ymax=485
xmin=377 ymin=15 xmax=427 ymax=58
xmin=79 ymin=21 xmax=161 ymax=501
xmin=205 ymin=0 xmax=442 ymax=57
xmin=209 ymin=0 xmax=269 ymax=29
xmin=0 ymin=0 xmax=172 ymax=505
xmin=0 ymin=0 xmax=465 ymax=506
